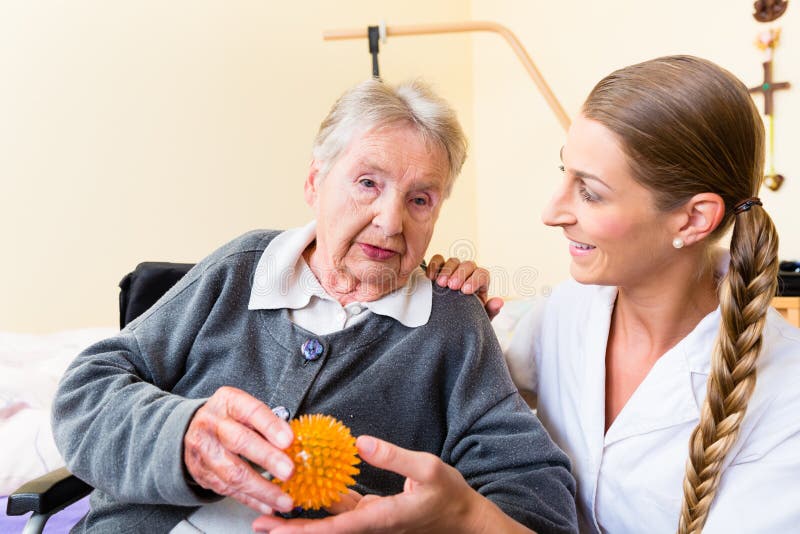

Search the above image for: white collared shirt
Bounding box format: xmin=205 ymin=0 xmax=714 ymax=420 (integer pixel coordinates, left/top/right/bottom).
xmin=247 ymin=220 xmax=432 ymax=335
xmin=503 ymin=279 xmax=800 ymax=533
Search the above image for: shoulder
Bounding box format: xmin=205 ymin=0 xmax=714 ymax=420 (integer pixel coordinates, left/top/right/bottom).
xmin=732 ymin=310 xmax=800 ymax=462
xmin=425 ymin=287 xmax=507 ymax=357
xmin=202 ymin=230 xmax=283 ymax=265
xmin=764 ymin=307 xmax=800 ymax=349
xmin=125 ymin=230 xmax=283 ymax=330
xmin=757 ymin=309 xmax=800 ymax=388
xmin=528 ymin=279 xmax=615 ymax=332
xmin=427 ymin=286 xmax=496 ymax=344
xmin=430 ymin=284 xmax=487 ymax=321
xmin=182 ymin=230 xmax=283 ymax=282
xmin=493 ymin=279 xmax=609 ymax=352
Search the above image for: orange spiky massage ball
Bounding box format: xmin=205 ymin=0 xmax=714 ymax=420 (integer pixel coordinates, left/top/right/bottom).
xmin=276 ymin=414 xmax=361 ymax=510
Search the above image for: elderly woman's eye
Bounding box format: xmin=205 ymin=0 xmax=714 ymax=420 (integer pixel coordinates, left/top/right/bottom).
xmin=412 ymin=197 xmax=428 ymax=207
xmin=359 ymin=178 xmax=376 ymax=188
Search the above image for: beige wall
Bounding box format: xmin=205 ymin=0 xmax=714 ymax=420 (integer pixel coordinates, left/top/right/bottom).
xmin=4 ymin=1 xmax=799 ymax=331
xmin=471 ymin=0 xmax=800 ymax=298
xmin=1 ymin=1 xmax=475 ymax=332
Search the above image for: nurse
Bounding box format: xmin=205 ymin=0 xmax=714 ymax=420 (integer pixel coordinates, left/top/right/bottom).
xmin=255 ymin=55 xmax=800 ymax=534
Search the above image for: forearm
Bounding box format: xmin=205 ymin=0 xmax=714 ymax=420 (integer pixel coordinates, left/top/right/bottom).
xmin=52 ymin=336 xmax=211 ymax=506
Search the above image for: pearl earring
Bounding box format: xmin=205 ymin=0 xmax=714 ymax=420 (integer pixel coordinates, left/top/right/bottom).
xmin=672 ymin=237 xmax=685 ymax=249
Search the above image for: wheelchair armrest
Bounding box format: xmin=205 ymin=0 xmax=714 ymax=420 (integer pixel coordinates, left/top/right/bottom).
xmin=6 ymin=467 xmax=92 ymax=516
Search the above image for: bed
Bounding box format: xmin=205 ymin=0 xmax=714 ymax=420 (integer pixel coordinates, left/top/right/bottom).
xmin=0 ymin=328 xmax=116 ymax=532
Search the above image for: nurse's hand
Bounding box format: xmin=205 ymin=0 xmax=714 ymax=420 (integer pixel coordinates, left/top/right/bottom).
xmin=183 ymin=386 xmax=296 ymax=515
xmin=252 ymin=435 xmax=534 ymax=534
xmin=425 ymin=254 xmax=504 ymax=320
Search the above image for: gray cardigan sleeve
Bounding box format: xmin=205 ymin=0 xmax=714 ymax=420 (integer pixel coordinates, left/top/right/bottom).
xmin=434 ymin=293 xmax=578 ymax=533
xmin=51 ymin=231 xmax=269 ymax=506
xmin=451 ymin=393 xmax=578 ymax=533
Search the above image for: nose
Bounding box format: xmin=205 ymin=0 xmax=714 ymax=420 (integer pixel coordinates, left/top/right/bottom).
xmin=541 ymin=178 xmax=576 ymax=227
xmin=372 ymin=193 xmax=404 ymax=237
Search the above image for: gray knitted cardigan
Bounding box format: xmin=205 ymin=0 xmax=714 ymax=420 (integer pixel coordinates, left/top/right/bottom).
xmin=52 ymin=230 xmax=577 ymax=533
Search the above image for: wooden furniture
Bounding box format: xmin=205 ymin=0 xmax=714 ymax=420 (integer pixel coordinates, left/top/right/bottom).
xmin=773 ymin=296 xmax=800 ymax=327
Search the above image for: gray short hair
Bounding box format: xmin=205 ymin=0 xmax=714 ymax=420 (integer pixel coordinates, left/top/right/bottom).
xmin=312 ymin=79 xmax=468 ymax=196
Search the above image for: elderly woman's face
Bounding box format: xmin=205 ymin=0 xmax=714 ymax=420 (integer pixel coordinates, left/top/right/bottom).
xmin=305 ymin=124 xmax=449 ymax=302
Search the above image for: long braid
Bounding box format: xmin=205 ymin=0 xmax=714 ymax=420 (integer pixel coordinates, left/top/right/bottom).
xmin=677 ymin=207 xmax=779 ymax=533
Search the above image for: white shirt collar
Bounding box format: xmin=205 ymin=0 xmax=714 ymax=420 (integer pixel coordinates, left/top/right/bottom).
xmin=248 ymin=220 xmax=432 ymax=328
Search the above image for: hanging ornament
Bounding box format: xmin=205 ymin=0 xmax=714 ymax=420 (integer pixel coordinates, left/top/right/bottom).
xmin=748 ymin=3 xmax=791 ymax=191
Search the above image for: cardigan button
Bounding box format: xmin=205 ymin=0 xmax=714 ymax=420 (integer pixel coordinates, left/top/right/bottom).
xmin=271 ymin=406 xmax=290 ymax=421
xmin=301 ymin=338 xmax=324 ymax=361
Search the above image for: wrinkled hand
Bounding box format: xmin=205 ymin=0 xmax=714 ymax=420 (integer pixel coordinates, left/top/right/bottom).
xmin=252 ymin=435 xmax=489 ymax=534
xmin=183 ymin=386 xmax=296 ymax=515
xmin=425 ymin=255 xmax=504 ymax=320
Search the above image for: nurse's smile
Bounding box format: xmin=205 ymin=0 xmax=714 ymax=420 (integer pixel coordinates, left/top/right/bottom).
xmin=568 ymin=238 xmax=595 ymax=257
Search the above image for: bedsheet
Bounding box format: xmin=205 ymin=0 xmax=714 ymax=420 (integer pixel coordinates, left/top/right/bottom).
xmin=0 ymin=328 xmax=116 ymax=495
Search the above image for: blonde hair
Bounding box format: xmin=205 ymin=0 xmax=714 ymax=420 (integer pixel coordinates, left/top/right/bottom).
xmin=583 ymin=56 xmax=779 ymax=533
xmin=312 ymin=78 xmax=467 ymax=197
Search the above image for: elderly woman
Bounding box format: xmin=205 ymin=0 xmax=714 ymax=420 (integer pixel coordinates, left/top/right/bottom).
xmin=52 ymin=79 xmax=578 ymax=533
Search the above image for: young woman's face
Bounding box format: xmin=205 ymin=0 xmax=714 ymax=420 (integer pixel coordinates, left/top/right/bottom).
xmin=542 ymin=114 xmax=676 ymax=288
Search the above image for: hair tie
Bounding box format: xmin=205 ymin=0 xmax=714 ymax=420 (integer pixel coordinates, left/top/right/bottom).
xmin=733 ymin=197 xmax=762 ymax=214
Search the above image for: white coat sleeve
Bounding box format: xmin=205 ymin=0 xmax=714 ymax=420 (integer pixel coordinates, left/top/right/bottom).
xmin=496 ymin=298 xmax=547 ymax=395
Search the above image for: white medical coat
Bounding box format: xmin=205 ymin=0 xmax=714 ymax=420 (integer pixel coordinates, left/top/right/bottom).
xmin=505 ymin=280 xmax=800 ymax=533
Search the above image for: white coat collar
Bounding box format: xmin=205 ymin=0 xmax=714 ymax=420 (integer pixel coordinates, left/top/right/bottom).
xmin=599 ymin=248 xmax=733 ymax=444
xmin=577 ymin=286 xmax=719 ymax=449
xmin=577 ymin=285 xmax=615 ymax=467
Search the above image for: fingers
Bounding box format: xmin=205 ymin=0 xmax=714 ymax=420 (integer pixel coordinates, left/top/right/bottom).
xmin=427 ymin=258 xmax=502 ymax=319
xmin=485 ymin=297 xmax=505 ymax=321
xmin=187 ymin=448 xmax=294 ymax=513
xmin=356 ymin=435 xmax=445 ymax=484
xmin=435 ymin=257 xmax=465 ymax=287
xmin=253 ymin=514 xmax=329 ymax=533
xmin=216 ymin=418 xmax=294 ymax=480
xmin=426 ymin=257 xmax=494 ymax=298
xmin=428 ymin=255 xmax=476 ymax=290
xmin=460 ymin=266 xmax=490 ymax=295
xmin=446 ymin=261 xmax=480 ymax=291
xmin=253 ymin=514 xmax=307 ymax=533
xmin=227 ymin=489 xmax=273 ymax=516
xmin=325 ymin=489 xmax=362 ymax=514
xmin=183 ymin=386 xmax=297 ymax=513
xmin=253 ymin=501 xmax=394 ymax=534
xmin=425 ymin=254 xmax=445 ymax=280
xmin=220 ymin=387 xmax=293 ymax=448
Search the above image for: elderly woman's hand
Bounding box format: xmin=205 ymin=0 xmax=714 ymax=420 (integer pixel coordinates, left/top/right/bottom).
xmin=252 ymin=435 xmax=534 ymax=534
xmin=183 ymin=386 xmax=296 ymax=515
xmin=426 ymin=255 xmax=504 ymax=320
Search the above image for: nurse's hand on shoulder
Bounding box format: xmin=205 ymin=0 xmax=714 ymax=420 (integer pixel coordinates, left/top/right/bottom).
xmin=425 ymin=254 xmax=504 ymax=320
xmin=252 ymin=435 xmax=534 ymax=534
xmin=183 ymin=386 xmax=296 ymax=515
